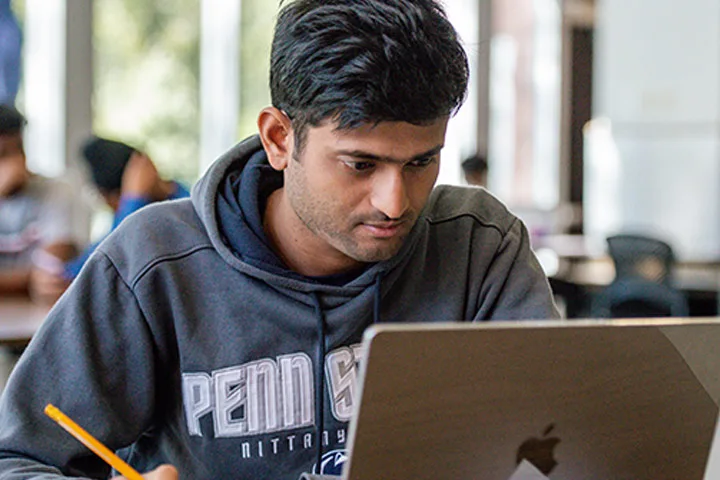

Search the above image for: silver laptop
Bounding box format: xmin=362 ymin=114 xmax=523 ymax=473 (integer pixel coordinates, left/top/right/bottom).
xmin=341 ymin=319 xmax=720 ymax=480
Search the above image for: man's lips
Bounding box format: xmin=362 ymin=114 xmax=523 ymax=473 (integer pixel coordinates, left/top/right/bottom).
xmin=360 ymin=221 xmax=406 ymax=238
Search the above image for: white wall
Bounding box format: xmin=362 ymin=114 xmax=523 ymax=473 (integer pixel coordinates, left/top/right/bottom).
xmin=22 ymin=0 xmax=93 ymax=243
xmin=438 ymin=0 xmax=482 ymax=187
xmin=199 ymin=0 xmax=241 ymax=175
xmin=587 ymin=0 xmax=720 ymax=260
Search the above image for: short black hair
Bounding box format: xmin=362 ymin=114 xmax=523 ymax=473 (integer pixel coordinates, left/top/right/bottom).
xmin=0 ymin=104 xmax=26 ymax=136
xmin=271 ymin=0 xmax=469 ymax=149
xmin=81 ymin=136 xmax=136 ymax=193
xmin=461 ymin=154 xmax=488 ymax=174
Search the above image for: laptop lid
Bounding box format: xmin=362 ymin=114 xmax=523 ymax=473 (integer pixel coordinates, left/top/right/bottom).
xmin=342 ymin=319 xmax=720 ymax=480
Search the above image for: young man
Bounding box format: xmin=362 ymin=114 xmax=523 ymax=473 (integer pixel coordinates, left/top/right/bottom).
xmin=0 ymin=1 xmax=558 ymax=479
xmin=63 ymin=136 xmax=190 ymax=279
xmin=0 ymin=104 xmax=80 ymax=303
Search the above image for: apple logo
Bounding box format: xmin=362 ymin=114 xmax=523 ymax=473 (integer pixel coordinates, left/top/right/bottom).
xmin=515 ymin=424 xmax=561 ymax=475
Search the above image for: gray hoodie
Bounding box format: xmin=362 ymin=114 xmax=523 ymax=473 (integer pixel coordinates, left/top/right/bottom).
xmin=0 ymin=135 xmax=559 ymax=479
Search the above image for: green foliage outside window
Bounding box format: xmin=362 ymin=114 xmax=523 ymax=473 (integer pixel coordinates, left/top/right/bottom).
xmin=94 ymin=0 xmax=201 ymax=185
xmin=94 ymin=0 xmax=275 ymax=185
xmin=238 ymin=0 xmax=274 ymax=140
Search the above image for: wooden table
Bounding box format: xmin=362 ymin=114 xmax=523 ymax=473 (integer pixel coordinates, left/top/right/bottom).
xmin=0 ymin=298 xmax=50 ymax=346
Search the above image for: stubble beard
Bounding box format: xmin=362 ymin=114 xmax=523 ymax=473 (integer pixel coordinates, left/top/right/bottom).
xmin=285 ymin=164 xmax=411 ymax=264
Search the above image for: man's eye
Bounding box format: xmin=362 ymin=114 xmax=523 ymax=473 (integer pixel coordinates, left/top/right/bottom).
xmin=346 ymin=161 xmax=375 ymax=171
xmin=409 ymin=156 xmax=436 ymax=168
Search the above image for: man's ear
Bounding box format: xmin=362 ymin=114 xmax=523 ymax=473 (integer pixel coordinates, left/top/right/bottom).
xmin=257 ymin=107 xmax=293 ymax=171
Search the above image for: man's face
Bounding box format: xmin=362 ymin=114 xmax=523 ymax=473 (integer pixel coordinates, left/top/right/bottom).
xmin=0 ymin=133 xmax=28 ymax=197
xmin=283 ymin=117 xmax=448 ymax=265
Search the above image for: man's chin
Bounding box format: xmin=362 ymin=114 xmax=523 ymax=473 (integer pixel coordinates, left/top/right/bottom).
xmin=347 ymin=240 xmax=406 ymax=263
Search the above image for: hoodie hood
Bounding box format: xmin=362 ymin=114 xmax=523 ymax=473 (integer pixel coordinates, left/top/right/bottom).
xmin=191 ymin=135 xmax=425 ymax=303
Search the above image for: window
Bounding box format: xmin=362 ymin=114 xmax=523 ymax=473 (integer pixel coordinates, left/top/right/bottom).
xmin=489 ymin=0 xmax=562 ymax=209
xmin=94 ymin=0 xmax=201 ymax=185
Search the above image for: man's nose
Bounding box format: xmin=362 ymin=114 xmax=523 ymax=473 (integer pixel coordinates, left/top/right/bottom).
xmin=370 ymin=169 xmax=410 ymax=220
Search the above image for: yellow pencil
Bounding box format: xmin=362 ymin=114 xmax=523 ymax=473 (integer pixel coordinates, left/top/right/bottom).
xmin=44 ymin=403 xmax=145 ymax=480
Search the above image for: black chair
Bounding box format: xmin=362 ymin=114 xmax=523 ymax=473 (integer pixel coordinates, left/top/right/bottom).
xmin=591 ymin=234 xmax=689 ymax=318
xmin=606 ymin=234 xmax=675 ymax=285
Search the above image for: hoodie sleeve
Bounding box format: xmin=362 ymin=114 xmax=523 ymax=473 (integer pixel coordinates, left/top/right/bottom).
xmin=475 ymin=218 xmax=561 ymax=321
xmin=0 ymin=252 xmax=161 ymax=479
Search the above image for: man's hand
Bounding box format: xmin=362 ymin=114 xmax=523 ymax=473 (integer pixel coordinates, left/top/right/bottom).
xmin=28 ymin=242 xmax=77 ymax=305
xmin=121 ymin=152 xmax=161 ymax=199
xmin=111 ymin=464 xmax=179 ymax=480
xmin=29 ymin=268 xmax=70 ymax=305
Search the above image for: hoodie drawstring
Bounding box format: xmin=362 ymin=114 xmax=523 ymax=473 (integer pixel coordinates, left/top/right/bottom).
xmin=373 ymin=272 xmax=383 ymax=325
xmin=310 ymin=292 xmax=326 ymax=473
xmin=310 ymin=272 xmax=384 ymax=474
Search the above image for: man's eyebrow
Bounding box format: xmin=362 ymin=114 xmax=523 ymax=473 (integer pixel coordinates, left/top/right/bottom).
xmin=335 ymin=145 xmax=444 ymax=163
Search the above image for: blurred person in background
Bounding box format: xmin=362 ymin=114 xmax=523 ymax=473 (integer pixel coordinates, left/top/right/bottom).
xmin=461 ymin=153 xmax=488 ymax=188
xmin=63 ymin=136 xmax=190 ymax=279
xmin=0 ymin=104 xmax=79 ymax=303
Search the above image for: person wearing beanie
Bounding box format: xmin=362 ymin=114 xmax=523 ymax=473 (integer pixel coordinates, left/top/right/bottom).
xmin=0 ymin=104 xmax=80 ymax=303
xmin=63 ymin=136 xmax=190 ymax=278
xmin=81 ymin=136 xmax=136 ymax=205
